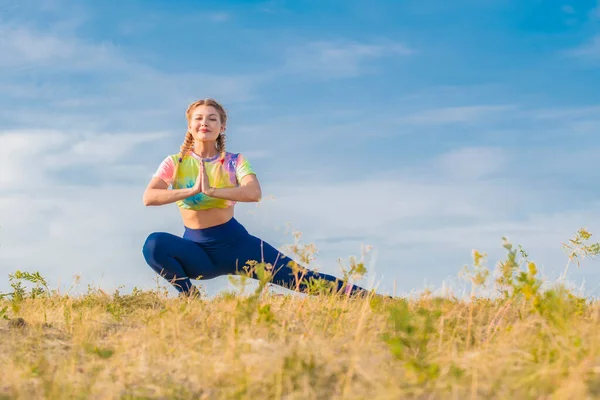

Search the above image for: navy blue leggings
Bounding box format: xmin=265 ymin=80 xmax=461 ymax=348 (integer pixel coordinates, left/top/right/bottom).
xmin=142 ymin=217 xmax=365 ymax=295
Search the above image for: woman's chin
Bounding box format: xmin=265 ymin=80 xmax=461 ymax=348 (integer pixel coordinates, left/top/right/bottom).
xmin=192 ymin=133 xmax=218 ymax=142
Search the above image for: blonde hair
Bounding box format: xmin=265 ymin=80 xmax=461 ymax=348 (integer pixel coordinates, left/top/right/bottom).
xmin=171 ymin=98 xmax=228 ymax=186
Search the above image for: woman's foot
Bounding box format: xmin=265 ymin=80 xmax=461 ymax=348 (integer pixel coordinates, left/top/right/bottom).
xmin=179 ymin=285 xmax=201 ymax=299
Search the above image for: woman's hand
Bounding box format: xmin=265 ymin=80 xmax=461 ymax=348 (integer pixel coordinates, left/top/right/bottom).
xmin=192 ymin=159 xmax=215 ymax=196
xmin=200 ymin=160 xmax=215 ymax=196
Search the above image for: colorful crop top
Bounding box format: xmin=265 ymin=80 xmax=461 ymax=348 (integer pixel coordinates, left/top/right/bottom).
xmin=152 ymin=151 xmax=255 ymax=210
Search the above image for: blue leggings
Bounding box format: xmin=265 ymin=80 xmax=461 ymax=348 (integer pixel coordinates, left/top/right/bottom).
xmin=142 ymin=217 xmax=365 ymax=295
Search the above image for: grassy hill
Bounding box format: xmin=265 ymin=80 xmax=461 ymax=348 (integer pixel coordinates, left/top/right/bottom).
xmin=1 ymin=229 xmax=600 ymax=399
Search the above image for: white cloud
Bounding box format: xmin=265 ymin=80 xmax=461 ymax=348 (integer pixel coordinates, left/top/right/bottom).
xmin=0 ymin=129 xmax=179 ymax=295
xmin=0 ymin=25 xmax=127 ymax=71
xmin=0 ymin=130 xmax=69 ymax=186
xmin=257 ymin=0 xmax=287 ymax=14
xmin=208 ymin=12 xmax=231 ymax=22
xmin=117 ymin=10 xmax=232 ymax=36
xmin=591 ymin=1 xmax=600 ymax=19
xmin=0 ymin=21 xmax=261 ymax=133
xmin=529 ymin=105 xmax=600 ymax=137
xmin=432 ymin=147 xmax=506 ymax=180
xmin=568 ymin=34 xmax=600 ymax=61
xmin=0 ymin=186 xmax=171 ymax=293
xmin=60 ymin=132 xmax=169 ymax=164
xmin=396 ymin=105 xmax=515 ymax=126
xmin=233 ymin=104 xmax=515 ymax=155
xmin=0 ymin=130 xmax=169 ymax=188
xmin=283 ymin=39 xmax=414 ymax=78
xmin=0 ymin=27 xmax=71 ymax=62
xmin=532 ymin=105 xmax=600 ymax=119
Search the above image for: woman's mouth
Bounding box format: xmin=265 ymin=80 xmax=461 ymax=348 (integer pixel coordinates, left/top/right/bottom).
xmin=200 ymin=128 xmax=209 ymax=133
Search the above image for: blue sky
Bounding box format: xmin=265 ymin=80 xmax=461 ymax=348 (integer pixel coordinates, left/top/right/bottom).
xmin=1 ymin=0 xmax=600 ymax=297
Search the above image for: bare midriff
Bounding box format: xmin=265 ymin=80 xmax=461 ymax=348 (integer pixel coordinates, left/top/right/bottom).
xmin=179 ymin=207 xmax=235 ymax=229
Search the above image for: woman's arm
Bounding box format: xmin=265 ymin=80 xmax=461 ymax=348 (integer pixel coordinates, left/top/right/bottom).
xmin=206 ymin=174 xmax=262 ymax=203
xmin=143 ymin=177 xmax=198 ymax=206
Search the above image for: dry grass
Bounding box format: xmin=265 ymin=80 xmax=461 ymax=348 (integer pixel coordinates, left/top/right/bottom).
xmin=0 ymin=286 xmax=599 ymax=399
xmin=2 ymin=229 xmax=600 ymax=399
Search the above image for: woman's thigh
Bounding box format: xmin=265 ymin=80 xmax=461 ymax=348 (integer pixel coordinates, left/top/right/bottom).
xmin=149 ymin=232 xmax=223 ymax=280
xmin=210 ymin=234 xmax=338 ymax=288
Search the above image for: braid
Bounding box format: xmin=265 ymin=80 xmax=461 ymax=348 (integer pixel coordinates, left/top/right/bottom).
xmin=171 ymin=131 xmax=195 ymax=185
xmin=179 ymin=131 xmax=195 ymax=160
xmin=216 ymin=132 xmax=226 ymax=154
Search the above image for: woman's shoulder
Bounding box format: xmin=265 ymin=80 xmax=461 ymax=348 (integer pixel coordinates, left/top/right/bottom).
xmin=158 ymin=153 xmax=180 ymax=162
xmin=223 ymin=151 xmax=254 ymax=177
xmin=224 ymin=151 xmax=253 ymax=161
xmin=222 ymin=151 xmax=245 ymax=163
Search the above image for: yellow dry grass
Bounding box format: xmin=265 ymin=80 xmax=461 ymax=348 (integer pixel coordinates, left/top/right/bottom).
xmin=1 ymin=228 xmax=600 ymax=399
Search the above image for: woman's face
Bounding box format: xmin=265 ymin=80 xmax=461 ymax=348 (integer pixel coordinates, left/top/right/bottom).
xmin=188 ymin=105 xmax=224 ymax=142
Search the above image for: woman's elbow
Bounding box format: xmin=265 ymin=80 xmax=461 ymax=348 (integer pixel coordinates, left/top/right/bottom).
xmin=142 ymin=191 xmax=154 ymax=206
xmin=251 ymin=188 xmax=262 ymax=202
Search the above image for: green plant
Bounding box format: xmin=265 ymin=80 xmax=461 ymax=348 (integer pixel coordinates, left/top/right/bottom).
xmin=561 ymin=228 xmax=600 ymax=277
xmin=381 ymin=299 xmax=442 ymax=385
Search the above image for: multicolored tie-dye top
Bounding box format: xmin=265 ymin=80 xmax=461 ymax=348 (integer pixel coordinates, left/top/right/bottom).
xmin=153 ymin=151 xmax=255 ymax=210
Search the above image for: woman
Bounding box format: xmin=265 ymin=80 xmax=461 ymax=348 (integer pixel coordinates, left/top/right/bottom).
xmin=142 ymin=98 xmax=367 ymax=297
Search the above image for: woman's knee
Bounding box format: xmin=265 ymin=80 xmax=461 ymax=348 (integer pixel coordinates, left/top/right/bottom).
xmin=142 ymin=232 xmax=174 ymax=262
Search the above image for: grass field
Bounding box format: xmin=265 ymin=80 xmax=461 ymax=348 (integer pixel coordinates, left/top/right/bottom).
xmin=1 ymin=229 xmax=600 ymax=399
